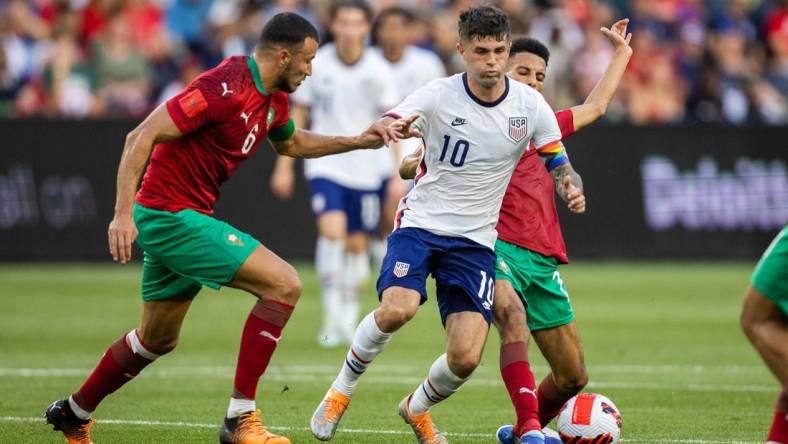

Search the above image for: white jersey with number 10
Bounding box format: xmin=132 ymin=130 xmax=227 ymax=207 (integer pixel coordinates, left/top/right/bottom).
xmin=386 ymin=73 xmax=562 ymax=250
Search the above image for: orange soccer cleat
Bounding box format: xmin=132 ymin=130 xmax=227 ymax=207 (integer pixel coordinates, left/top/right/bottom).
xmin=398 ymin=394 xmax=449 ymax=444
xmin=219 ymin=409 xmax=290 ymax=444
xmin=44 ymin=399 xmax=96 ymax=444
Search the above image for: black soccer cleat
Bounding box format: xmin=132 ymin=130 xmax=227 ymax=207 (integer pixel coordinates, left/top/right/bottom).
xmin=219 ymin=409 xmax=290 ymax=444
xmin=44 ymin=399 xmax=95 ymax=444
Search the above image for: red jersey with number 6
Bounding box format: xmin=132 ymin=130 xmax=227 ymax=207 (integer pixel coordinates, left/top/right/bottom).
xmin=496 ymin=109 xmax=575 ymax=264
xmin=136 ymin=56 xmax=295 ymax=214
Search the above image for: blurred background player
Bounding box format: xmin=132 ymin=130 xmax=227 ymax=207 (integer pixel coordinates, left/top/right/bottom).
xmin=400 ymin=18 xmax=633 ymax=444
xmin=269 ymin=0 xmax=399 ymax=348
xmin=369 ymin=5 xmax=446 ymax=264
xmin=741 ymin=225 xmax=788 ymax=444
xmin=311 ymin=6 xmax=566 ymax=444
xmin=43 ymin=12 xmax=405 ymax=444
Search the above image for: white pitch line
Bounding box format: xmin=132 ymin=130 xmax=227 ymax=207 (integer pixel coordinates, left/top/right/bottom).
xmin=0 ymin=363 xmax=767 ymax=376
xmin=1 ymin=416 xmax=760 ymax=443
xmin=0 ymin=367 xmax=778 ymax=393
xmin=1 ymin=416 xmax=487 ymax=437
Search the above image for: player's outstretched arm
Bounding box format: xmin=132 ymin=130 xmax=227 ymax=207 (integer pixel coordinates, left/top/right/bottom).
xmin=399 ymin=145 xmax=424 ymax=180
xmin=552 ymin=163 xmax=585 ymax=214
xmin=571 ymin=18 xmax=632 ymax=132
xmin=269 ymin=115 xmax=418 ymax=159
xmin=109 ymin=103 xmax=182 ymax=264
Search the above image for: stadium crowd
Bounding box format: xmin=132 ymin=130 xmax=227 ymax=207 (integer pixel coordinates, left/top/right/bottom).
xmin=0 ymin=0 xmax=786 ymax=124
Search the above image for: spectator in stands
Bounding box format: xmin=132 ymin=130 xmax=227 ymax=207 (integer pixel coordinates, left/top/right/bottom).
xmin=42 ymin=10 xmax=96 ymax=117
xmin=92 ymin=12 xmax=150 ymax=117
xmin=624 ymin=29 xmax=686 ymax=123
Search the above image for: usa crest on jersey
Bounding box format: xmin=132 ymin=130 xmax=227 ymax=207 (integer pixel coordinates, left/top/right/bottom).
xmin=508 ymin=117 xmax=527 ymax=142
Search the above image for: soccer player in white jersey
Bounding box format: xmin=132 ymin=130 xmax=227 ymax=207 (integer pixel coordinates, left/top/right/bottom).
xmin=370 ymin=6 xmax=447 ymax=263
xmin=311 ymin=6 xmax=566 ymax=444
xmin=270 ymin=0 xmax=399 ymax=347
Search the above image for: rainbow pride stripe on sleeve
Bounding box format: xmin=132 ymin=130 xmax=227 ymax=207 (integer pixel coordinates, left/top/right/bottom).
xmin=536 ymin=140 xmax=569 ymax=172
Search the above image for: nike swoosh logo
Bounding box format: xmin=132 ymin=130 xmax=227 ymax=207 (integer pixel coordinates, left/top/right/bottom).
xmin=451 ymin=121 xmax=466 ymax=126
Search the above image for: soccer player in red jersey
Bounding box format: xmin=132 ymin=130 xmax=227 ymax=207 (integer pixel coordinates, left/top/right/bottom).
xmin=44 ymin=12 xmax=409 ymax=444
xmin=401 ymin=19 xmax=632 ymax=444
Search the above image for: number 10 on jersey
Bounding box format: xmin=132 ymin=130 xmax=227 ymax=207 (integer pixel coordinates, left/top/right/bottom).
xmin=440 ymin=135 xmax=470 ymax=167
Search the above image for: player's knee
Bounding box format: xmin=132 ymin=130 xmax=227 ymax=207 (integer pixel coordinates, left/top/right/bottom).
xmin=494 ymin=304 xmax=527 ymax=342
xmin=377 ymin=304 xmax=416 ymax=330
xmin=446 ymin=351 xmax=481 ymax=379
xmin=141 ymin=335 xmax=178 ymax=355
xmin=274 ymin=269 xmax=302 ymax=304
xmin=739 ymin=302 xmax=764 ymax=342
xmin=554 ymin=367 xmax=588 ymax=394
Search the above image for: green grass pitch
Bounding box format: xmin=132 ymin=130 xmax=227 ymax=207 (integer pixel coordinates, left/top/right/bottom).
xmin=0 ymin=262 xmax=778 ymax=443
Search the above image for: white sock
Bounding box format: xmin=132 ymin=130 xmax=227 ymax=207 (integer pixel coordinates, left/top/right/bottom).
xmin=339 ymin=252 xmax=369 ymax=342
xmin=408 ymin=354 xmax=469 ymax=415
xmin=68 ymin=396 xmax=91 ymax=420
xmin=227 ymin=398 xmax=256 ymax=418
xmin=369 ymin=238 xmax=387 ymax=270
xmin=316 ymin=237 xmax=345 ymax=339
xmin=331 ymin=311 xmax=392 ymax=396
xmin=126 ymin=329 xmax=160 ymax=360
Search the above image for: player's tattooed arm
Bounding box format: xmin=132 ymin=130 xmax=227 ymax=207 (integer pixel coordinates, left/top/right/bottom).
xmin=399 ymin=145 xmax=424 ymax=180
xmin=551 ymin=163 xmax=586 ymax=214
xmin=570 ymin=18 xmax=632 ymax=132
xmin=109 ymin=103 xmax=182 ymax=264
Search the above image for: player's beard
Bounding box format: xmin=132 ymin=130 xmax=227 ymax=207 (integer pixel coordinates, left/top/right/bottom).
xmin=276 ymin=64 xmax=300 ymax=93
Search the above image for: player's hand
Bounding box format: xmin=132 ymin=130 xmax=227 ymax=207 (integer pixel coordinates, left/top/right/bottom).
xmin=562 ymin=175 xmax=586 ymax=214
xmin=394 ymin=115 xmax=422 ymax=140
xmin=601 ymin=18 xmax=632 ymax=51
xmin=270 ymin=164 xmax=295 ymax=200
xmin=359 ymin=119 xmax=394 ymax=148
xmin=108 ymin=213 xmax=138 ymax=264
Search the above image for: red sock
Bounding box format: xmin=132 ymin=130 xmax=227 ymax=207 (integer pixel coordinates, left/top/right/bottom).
xmin=767 ymin=390 xmax=788 ymax=443
xmin=537 ymin=373 xmax=577 ymax=427
xmin=232 ymin=299 xmax=294 ymax=400
xmin=73 ymin=330 xmax=157 ymax=412
xmin=500 ymin=342 xmax=540 ymax=436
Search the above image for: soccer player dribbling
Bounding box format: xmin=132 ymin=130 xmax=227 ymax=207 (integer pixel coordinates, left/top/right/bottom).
xmin=44 ymin=12 xmax=411 ymax=444
xmin=741 ymin=225 xmax=788 ymax=444
xmin=311 ymin=6 xmax=567 ymax=444
xmin=399 ymin=20 xmax=633 ymax=444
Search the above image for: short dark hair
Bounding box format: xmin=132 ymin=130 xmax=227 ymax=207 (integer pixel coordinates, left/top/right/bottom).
xmin=329 ymin=0 xmax=373 ymax=23
xmin=258 ymin=12 xmax=319 ymax=51
xmin=458 ymin=6 xmax=511 ymax=43
xmin=510 ymin=37 xmax=550 ymax=64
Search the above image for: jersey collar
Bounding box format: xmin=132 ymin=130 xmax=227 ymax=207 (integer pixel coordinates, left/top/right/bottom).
xmin=462 ymin=72 xmax=509 ymax=107
xmin=247 ymin=56 xmax=267 ymax=96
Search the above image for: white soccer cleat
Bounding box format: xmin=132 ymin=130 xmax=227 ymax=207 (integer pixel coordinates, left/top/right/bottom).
xmin=311 ymin=388 xmax=351 ymax=441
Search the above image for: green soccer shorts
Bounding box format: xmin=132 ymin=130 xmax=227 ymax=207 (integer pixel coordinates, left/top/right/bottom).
xmin=133 ymin=203 xmax=260 ymax=301
xmin=494 ymin=239 xmax=574 ymax=331
xmin=752 ymin=225 xmax=788 ymax=315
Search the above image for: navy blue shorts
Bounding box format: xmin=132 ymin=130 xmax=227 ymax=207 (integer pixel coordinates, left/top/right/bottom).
xmin=376 ymin=227 xmax=496 ymax=325
xmin=309 ymin=178 xmax=387 ymax=234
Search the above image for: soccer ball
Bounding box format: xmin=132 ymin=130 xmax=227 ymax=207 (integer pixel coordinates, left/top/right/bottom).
xmin=556 ymin=393 xmax=622 ymax=443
